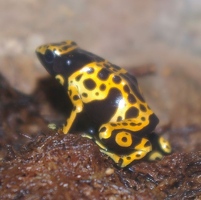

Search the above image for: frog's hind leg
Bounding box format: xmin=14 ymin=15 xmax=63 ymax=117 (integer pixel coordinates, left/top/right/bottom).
xmin=99 ymin=137 xmax=152 ymax=168
xmin=97 ymin=122 xmax=152 ymax=168
xmin=81 ymin=132 xmax=149 ymax=168
xmin=82 ymin=120 xmax=153 ymax=168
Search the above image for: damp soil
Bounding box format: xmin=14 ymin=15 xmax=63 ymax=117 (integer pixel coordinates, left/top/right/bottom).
xmin=0 ymin=66 xmax=201 ymax=200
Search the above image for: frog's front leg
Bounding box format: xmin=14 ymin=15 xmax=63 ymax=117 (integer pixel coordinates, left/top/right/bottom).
xmin=96 ymin=121 xmax=152 ymax=168
xmin=62 ymin=85 xmax=84 ymax=134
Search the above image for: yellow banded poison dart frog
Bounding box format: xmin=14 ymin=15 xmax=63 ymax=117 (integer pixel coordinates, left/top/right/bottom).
xmin=36 ymin=40 xmax=171 ymax=168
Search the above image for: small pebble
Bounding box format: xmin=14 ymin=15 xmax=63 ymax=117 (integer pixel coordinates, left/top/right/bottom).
xmin=105 ymin=168 xmax=114 ymax=176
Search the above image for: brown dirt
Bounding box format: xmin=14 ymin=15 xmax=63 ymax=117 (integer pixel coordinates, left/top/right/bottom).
xmin=0 ymin=69 xmax=201 ymax=200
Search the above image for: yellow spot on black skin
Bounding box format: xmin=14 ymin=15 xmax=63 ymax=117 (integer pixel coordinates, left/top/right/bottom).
xmin=36 ymin=40 xmax=78 ymax=56
xmin=55 ymin=75 xmax=65 ymax=85
xmin=36 ymin=40 xmax=172 ymax=168
xmin=115 ymin=132 xmax=132 ymax=147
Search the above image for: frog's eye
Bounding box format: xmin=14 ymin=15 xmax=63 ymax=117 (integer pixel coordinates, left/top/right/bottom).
xmin=44 ymin=49 xmax=55 ymax=63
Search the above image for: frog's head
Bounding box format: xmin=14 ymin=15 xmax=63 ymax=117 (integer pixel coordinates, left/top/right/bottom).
xmin=36 ymin=40 xmax=94 ymax=78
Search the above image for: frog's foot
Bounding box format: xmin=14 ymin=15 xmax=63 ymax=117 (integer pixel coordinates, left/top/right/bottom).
xmin=157 ymin=135 xmax=172 ymax=154
xmin=98 ymin=135 xmax=152 ymax=168
xmin=146 ymin=150 xmax=164 ymax=161
xmin=146 ymin=133 xmax=172 ymax=161
xmin=100 ymin=149 xmax=150 ymax=168
xmin=81 ymin=133 xmax=93 ymax=139
xmin=47 ymin=123 xmax=64 ymax=134
xmin=81 ymin=134 xmax=142 ymax=168
xmin=48 ymin=123 xmax=57 ymax=130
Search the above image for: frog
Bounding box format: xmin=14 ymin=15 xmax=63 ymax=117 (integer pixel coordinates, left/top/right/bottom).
xmin=36 ymin=40 xmax=171 ymax=168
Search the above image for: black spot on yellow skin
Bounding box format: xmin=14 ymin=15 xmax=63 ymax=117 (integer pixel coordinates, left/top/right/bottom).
xmin=117 ymin=116 xmax=122 ymax=122
xmin=83 ymin=79 xmax=96 ymax=90
xmin=99 ymin=127 xmax=106 ymax=132
xmin=126 ymin=107 xmax=139 ymax=118
xmin=130 ymin=122 xmax=136 ymax=126
xmin=36 ymin=40 xmax=171 ymax=168
xmin=112 ymin=75 xmax=121 ymax=84
xmin=75 ymin=74 xmax=83 ymax=81
xmin=62 ymin=46 xmax=69 ymax=51
xmin=122 ymin=137 xmax=127 ymax=142
xmin=123 ymin=85 xmax=130 ymax=94
xmin=128 ymin=94 xmax=137 ymax=104
xmin=98 ymin=68 xmax=110 ymax=80
xmin=82 ymin=93 xmax=88 ymax=97
xmin=73 ymin=95 xmax=79 ymax=100
xmin=99 ymin=84 xmax=106 ymax=91
xmin=140 ymin=104 xmax=147 ymax=112
xmin=110 ymin=123 xmax=117 ymax=126
xmin=144 ymin=140 xmax=151 ymax=147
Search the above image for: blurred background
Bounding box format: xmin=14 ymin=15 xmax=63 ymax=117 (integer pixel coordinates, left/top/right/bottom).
xmin=0 ymin=0 xmax=201 ymax=127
